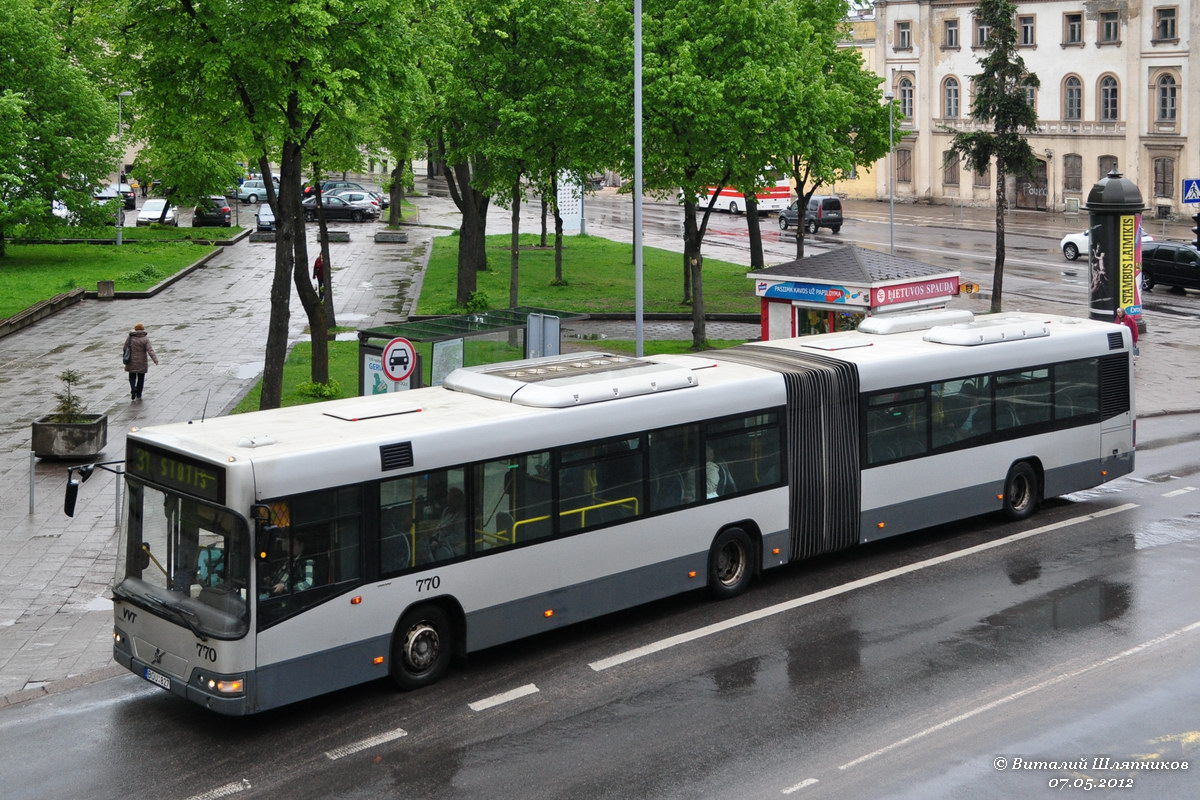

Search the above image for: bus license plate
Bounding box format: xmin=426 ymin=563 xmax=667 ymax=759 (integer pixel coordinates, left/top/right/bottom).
xmin=143 ymin=667 xmax=171 ymax=691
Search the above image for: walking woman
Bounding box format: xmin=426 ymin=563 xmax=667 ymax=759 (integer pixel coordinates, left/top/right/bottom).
xmin=123 ymin=323 xmax=160 ymax=400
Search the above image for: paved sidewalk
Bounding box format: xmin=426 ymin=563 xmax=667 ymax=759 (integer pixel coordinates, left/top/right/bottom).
xmin=1 ymin=181 xmax=1195 ymax=709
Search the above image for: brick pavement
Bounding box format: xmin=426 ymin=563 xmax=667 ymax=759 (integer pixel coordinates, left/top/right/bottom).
xmin=1 ymin=180 xmax=1196 ymax=709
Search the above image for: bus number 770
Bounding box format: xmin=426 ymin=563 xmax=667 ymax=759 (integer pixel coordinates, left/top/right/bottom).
xmin=415 ymin=576 xmax=441 ymax=593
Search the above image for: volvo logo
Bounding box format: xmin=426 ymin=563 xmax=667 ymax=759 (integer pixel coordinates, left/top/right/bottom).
xmin=151 ymin=648 xmax=164 ymax=666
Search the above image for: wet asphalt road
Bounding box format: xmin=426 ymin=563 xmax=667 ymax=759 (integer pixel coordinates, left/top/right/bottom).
xmin=2 ymin=413 xmax=1197 ymax=800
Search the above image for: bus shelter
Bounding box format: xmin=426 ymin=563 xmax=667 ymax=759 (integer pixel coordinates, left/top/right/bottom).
xmin=748 ymin=245 xmax=962 ymax=340
xmin=357 ymin=307 xmax=588 ymax=395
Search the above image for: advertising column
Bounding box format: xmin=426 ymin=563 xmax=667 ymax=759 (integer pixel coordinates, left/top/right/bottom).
xmin=1083 ymin=170 xmax=1146 ymax=325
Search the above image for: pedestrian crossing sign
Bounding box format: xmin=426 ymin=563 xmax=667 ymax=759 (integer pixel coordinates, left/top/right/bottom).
xmin=1184 ymin=179 xmax=1200 ymax=203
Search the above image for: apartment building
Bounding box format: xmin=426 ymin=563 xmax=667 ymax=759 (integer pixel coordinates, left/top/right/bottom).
xmin=868 ymin=0 xmax=1195 ymax=218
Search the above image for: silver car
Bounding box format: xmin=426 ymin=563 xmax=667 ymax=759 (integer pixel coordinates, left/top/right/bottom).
xmin=234 ymin=179 xmax=275 ymax=204
xmin=136 ymin=198 xmax=178 ymax=226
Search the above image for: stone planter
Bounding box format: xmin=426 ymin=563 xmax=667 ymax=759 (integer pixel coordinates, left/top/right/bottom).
xmin=31 ymin=414 xmax=108 ymax=459
xmin=322 ymin=230 xmax=350 ymax=243
xmin=374 ymin=230 xmax=409 ymax=244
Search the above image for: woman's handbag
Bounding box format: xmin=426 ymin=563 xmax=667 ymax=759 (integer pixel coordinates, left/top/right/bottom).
xmin=122 ymin=338 xmax=132 ymax=365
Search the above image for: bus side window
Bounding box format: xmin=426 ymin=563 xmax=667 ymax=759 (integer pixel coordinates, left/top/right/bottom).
xmin=474 ymin=454 xmax=552 ymax=552
xmin=649 ymin=425 xmax=701 ymax=512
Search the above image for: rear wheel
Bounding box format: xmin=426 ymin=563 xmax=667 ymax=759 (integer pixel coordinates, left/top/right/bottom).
xmin=390 ymin=605 xmax=453 ymax=690
xmin=304 ymin=210 xmax=316 ymax=222
xmin=728 ymin=201 xmax=740 ymax=215
xmin=831 ymin=225 xmax=841 ymax=234
xmin=707 ymin=527 xmax=753 ymax=599
xmin=1002 ymin=462 xmax=1039 ymax=521
xmin=246 ymin=194 xmax=259 ymax=204
xmin=1143 ymin=270 xmax=1156 ymax=290
xmin=1063 ymin=242 xmax=1079 ymax=261
xmin=352 ymin=210 xmax=364 ymax=223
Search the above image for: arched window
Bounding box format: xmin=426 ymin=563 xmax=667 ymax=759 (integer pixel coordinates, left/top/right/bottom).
xmin=1064 ymin=77 xmax=1082 ymax=121
xmin=1099 ymin=76 xmax=1119 ymax=121
xmin=1157 ymin=75 xmax=1177 ymax=121
xmin=943 ymin=77 xmax=960 ymax=119
xmin=899 ymin=77 xmax=914 ymax=119
xmin=1154 ymin=158 xmax=1174 ymax=198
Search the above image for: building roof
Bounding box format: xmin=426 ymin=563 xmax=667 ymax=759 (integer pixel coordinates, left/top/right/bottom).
xmin=753 ymin=245 xmax=954 ymax=284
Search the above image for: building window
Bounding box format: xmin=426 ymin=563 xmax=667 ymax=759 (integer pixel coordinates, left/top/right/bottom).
xmin=897 ymin=149 xmax=913 ymax=183
xmin=975 ymin=20 xmax=991 ymax=46
xmin=1157 ymin=74 xmax=1177 ymax=121
xmin=1154 ymin=158 xmax=1174 ymax=198
xmin=1153 ymin=7 xmax=1177 ymax=41
xmin=1099 ymin=11 xmax=1120 ymax=43
xmin=943 ymin=152 xmax=960 ymax=186
xmin=1064 ymin=13 xmax=1083 ymax=44
xmin=944 ymin=78 xmax=960 ymax=119
xmin=974 ymin=164 xmax=990 ymax=188
xmin=944 ymin=19 xmax=959 ymax=48
xmin=896 ymin=21 xmax=912 ymax=50
xmin=1023 ymin=84 xmax=1036 ymax=114
xmin=1064 ymin=154 xmax=1083 ymax=192
xmin=1099 ymin=76 xmax=1119 ymax=121
xmin=1064 ymin=76 xmax=1082 ymax=120
xmin=1019 ymin=15 xmax=1036 ymax=46
xmin=1099 ymin=155 xmax=1118 ymax=178
xmin=899 ymin=77 xmax=914 ymax=119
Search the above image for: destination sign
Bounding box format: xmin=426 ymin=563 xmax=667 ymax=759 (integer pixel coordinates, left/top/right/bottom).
xmin=126 ymin=441 xmax=226 ymax=504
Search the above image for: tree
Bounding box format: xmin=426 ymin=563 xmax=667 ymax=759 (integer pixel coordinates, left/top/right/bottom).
xmin=775 ymin=0 xmax=892 ymax=260
xmin=117 ymin=0 xmax=415 ymax=407
xmin=0 ymin=1 xmax=116 ymax=255
xmin=945 ymin=0 xmax=1039 ymax=313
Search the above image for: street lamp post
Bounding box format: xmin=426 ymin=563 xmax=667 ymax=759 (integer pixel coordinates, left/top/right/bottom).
xmin=116 ymin=91 xmax=133 ymax=245
xmin=884 ymin=90 xmax=895 ymax=255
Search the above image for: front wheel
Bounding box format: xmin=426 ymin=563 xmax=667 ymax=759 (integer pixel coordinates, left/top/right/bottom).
xmin=351 ymin=210 xmax=364 ymax=223
xmin=778 ymin=215 xmax=789 ymax=230
xmin=728 ymin=201 xmax=740 ymax=215
xmin=1142 ymin=270 xmax=1156 ymax=290
xmin=246 ymin=194 xmax=259 ymax=204
xmin=390 ymin=605 xmax=453 ymax=690
xmin=707 ymin=527 xmax=754 ymax=600
xmin=304 ymin=210 xmax=316 ymax=222
xmin=1002 ymin=462 xmax=1040 ymax=521
xmin=1063 ymin=243 xmax=1079 ymax=261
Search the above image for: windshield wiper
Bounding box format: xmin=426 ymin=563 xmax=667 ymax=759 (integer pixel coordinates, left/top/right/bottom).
xmin=139 ymin=592 xmax=209 ymax=642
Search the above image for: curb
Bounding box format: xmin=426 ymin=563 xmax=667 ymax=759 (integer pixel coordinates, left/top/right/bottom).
xmin=0 ymin=665 xmax=127 ymax=710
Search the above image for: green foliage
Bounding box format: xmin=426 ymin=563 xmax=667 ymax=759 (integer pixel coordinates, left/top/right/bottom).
xmin=464 ymin=291 xmax=491 ymax=313
xmin=50 ymin=369 xmax=90 ymax=423
xmin=296 ymin=378 xmax=343 ymax=399
xmin=118 ymin=265 xmax=165 ymax=283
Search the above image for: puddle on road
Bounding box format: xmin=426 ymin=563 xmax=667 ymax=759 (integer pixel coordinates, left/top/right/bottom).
xmin=1133 ymin=513 xmax=1200 ymax=550
xmin=221 ymin=363 xmax=263 ymax=380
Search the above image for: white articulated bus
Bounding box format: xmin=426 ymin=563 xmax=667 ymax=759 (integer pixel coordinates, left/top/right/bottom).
xmin=106 ymin=311 xmax=1134 ymax=714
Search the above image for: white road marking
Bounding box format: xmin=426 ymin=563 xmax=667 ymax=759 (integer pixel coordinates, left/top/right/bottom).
xmin=589 ymin=504 xmax=1137 ymax=672
xmin=1162 ymin=487 xmax=1196 ymax=497
xmin=324 ymin=727 xmax=408 ymax=760
xmin=468 ymin=683 xmax=540 ymax=712
xmin=186 ymin=779 xmax=251 ymax=800
xmin=781 ymin=778 xmax=820 ymax=793
xmin=837 ymin=619 xmax=1200 ymax=771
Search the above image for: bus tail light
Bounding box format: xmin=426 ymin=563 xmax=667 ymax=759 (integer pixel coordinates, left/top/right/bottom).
xmin=771 ymin=547 xmax=781 ymax=556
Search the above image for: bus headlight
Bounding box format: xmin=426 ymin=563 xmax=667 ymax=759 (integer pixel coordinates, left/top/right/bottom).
xmin=198 ymin=674 xmax=246 ymax=695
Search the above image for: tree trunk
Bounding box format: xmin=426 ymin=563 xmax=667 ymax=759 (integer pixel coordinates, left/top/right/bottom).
xmin=510 ymin=180 xmax=521 ymax=309
xmin=292 ymin=159 xmax=329 ymax=384
xmin=540 ymin=196 xmax=548 ymax=247
xmin=746 ymin=195 xmax=764 ymax=268
xmin=444 ymin=158 xmax=490 ymax=307
xmin=682 ymin=200 xmax=706 ymax=347
xmin=992 ymin=161 xmax=1007 ymax=313
xmin=388 ymin=160 xmax=405 ymax=226
xmin=260 ymin=150 xmax=293 ymax=410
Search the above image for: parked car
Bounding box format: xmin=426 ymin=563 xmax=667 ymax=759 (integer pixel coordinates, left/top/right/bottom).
xmin=301 ymin=194 xmax=378 ymax=222
xmin=304 ymin=180 xmax=366 ymax=198
xmin=329 ymin=189 xmax=382 ymax=215
xmin=778 ymin=195 xmax=843 ymax=234
xmin=1060 ymin=228 xmax=1153 ymax=261
xmin=235 ymin=179 xmax=276 ymax=204
xmin=1141 ymin=241 xmax=1200 ymax=291
xmin=192 ymin=195 xmax=232 ymax=227
xmin=136 ymin=198 xmax=178 ymax=226
xmin=95 ymin=182 xmax=137 ymax=209
xmin=255 ymin=203 xmax=276 ymax=232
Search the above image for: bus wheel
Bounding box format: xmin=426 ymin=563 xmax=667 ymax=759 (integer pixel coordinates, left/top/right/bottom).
xmin=1002 ymin=462 xmax=1039 ymax=521
xmin=391 ymin=605 xmax=453 ymax=690
xmin=708 ymin=527 xmax=753 ymax=599
xmin=729 ymin=201 xmax=740 ymax=215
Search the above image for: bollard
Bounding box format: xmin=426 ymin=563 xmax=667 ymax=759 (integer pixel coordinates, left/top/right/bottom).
xmin=97 ymin=280 xmax=115 ymax=300
xmin=1083 ymin=170 xmax=1147 ymax=328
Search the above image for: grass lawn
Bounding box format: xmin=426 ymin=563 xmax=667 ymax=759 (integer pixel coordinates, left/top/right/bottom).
xmin=416 ymin=233 xmax=760 ymax=316
xmin=0 ymin=242 xmax=218 ymax=319
xmin=231 ymin=340 xmax=362 ymax=414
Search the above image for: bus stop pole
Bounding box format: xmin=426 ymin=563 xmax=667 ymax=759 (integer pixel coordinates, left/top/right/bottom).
xmin=29 ymin=451 xmax=35 ymax=515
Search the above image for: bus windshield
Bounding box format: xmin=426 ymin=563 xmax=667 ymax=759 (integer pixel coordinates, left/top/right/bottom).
xmin=114 ymin=478 xmax=251 ymax=639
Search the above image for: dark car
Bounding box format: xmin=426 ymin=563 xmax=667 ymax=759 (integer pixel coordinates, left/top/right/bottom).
xmin=779 ymin=195 xmax=843 ymax=234
xmin=192 ymin=195 xmax=232 ymax=227
xmin=1142 ymin=242 xmax=1200 ymax=292
xmin=255 ymin=203 xmax=276 ymax=232
xmin=304 ymin=180 xmax=366 ymax=199
xmin=95 ymin=182 xmax=137 ymax=210
xmin=301 ymin=194 xmax=378 ymax=222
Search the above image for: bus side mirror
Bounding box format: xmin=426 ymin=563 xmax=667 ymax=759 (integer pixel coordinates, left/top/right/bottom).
xmin=64 ymin=479 xmax=80 ymax=517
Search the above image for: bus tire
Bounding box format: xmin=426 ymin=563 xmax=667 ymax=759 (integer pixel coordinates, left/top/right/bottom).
xmin=1002 ymin=461 xmax=1039 ymax=521
xmin=390 ymin=605 xmax=453 ymax=690
xmin=707 ymin=527 xmax=754 ymax=600
xmin=729 ymin=201 xmax=740 ymax=215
